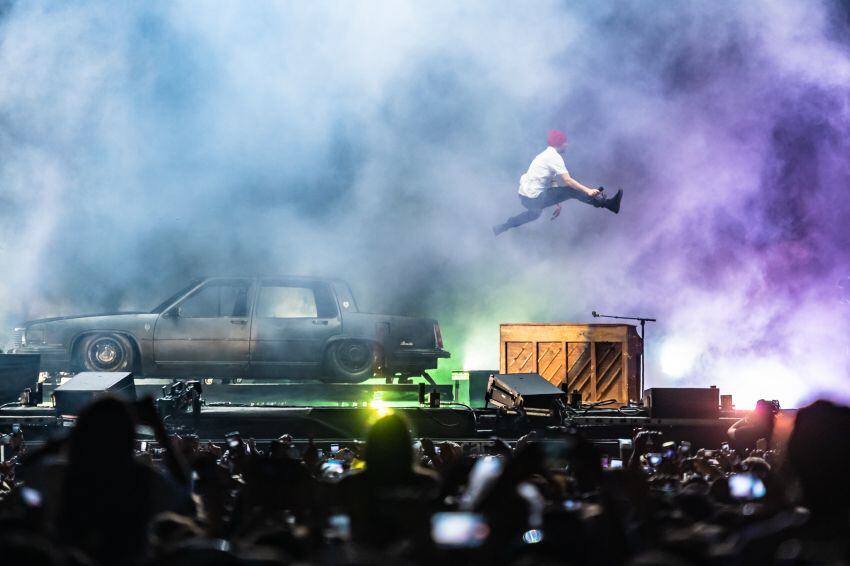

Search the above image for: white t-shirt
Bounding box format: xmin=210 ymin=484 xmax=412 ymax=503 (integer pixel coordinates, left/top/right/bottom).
xmin=518 ymin=146 xmax=569 ymax=198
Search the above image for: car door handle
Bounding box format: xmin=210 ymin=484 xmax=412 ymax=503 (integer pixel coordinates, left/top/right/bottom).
xmin=312 ymin=319 xmax=329 ymax=325
xmin=230 ymin=319 xmax=247 ymax=325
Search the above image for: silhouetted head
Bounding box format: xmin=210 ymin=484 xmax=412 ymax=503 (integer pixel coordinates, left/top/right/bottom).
xmin=787 ymin=399 xmax=850 ymax=513
xmin=364 ymin=413 xmax=414 ymax=479
xmin=67 ymin=395 xmax=136 ymax=469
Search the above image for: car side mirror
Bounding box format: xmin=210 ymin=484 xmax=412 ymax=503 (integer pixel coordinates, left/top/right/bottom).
xmin=164 ymin=307 xmax=180 ymax=319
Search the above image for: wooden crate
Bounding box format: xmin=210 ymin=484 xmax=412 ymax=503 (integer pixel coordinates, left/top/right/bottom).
xmin=499 ymin=323 xmax=642 ymax=406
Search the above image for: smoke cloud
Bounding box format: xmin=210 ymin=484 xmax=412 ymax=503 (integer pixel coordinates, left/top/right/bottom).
xmin=1 ymin=0 xmax=848 ymax=408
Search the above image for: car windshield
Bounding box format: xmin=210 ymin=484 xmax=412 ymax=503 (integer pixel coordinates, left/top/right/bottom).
xmin=150 ymin=280 xmax=203 ymax=313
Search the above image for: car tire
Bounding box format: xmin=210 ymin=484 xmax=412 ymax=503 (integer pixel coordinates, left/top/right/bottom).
xmin=77 ymin=333 xmax=135 ymax=373
xmin=322 ymin=340 xmax=376 ymax=383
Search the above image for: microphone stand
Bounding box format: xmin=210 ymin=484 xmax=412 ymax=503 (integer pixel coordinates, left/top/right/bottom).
xmin=591 ymin=311 xmax=656 ymax=400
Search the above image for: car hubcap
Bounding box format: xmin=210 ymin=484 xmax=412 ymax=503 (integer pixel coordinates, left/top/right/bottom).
xmin=89 ymin=338 xmax=122 ymax=369
xmin=339 ymin=343 xmax=371 ymax=372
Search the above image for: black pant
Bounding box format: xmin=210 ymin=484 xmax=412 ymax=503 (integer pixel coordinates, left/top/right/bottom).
xmin=499 ymin=186 xmax=593 ymax=231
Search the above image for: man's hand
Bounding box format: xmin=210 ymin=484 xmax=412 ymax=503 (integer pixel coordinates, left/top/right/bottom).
xmin=587 ymin=188 xmax=602 ymax=199
xmin=551 ymin=203 xmax=561 ymax=220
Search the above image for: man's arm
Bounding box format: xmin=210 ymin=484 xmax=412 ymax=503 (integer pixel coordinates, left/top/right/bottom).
xmin=559 ymin=172 xmax=600 ymax=198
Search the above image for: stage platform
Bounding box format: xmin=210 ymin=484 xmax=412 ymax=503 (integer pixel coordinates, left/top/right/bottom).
xmin=0 ymin=374 xmax=748 ymax=458
xmin=0 ymin=402 xmax=741 ymax=458
xmin=38 ymin=377 xmax=455 ymax=407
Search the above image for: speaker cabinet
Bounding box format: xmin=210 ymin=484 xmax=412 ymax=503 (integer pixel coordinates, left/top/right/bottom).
xmin=643 ymin=387 xmax=719 ymax=419
xmin=54 ymin=372 xmax=136 ymax=415
xmin=0 ymin=354 xmax=40 ymax=404
xmin=486 ymin=372 xmax=566 ymax=415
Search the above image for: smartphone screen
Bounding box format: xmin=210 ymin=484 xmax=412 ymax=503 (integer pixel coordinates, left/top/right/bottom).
xmin=460 ymin=456 xmax=503 ymax=509
xmin=609 ymin=458 xmax=623 ymax=469
xmin=140 ymin=441 xmax=148 ymax=452
xmin=328 ymin=514 xmax=351 ymax=540
xmin=729 ymin=473 xmax=766 ymax=499
xmin=20 ymin=486 xmax=42 ymax=507
xmin=431 ymin=512 xmax=489 ymax=547
xmin=330 ymin=443 xmax=340 ymax=454
xmin=563 ymin=499 xmax=582 ymax=510
xmin=321 ymin=462 xmax=344 ymax=476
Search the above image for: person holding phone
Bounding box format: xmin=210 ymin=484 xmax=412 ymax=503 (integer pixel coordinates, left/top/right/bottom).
xmin=727 ymin=399 xmax=780 ymax=451
xmin=55 ymin=397 xmax=193 ymax=565
xmin=336 ymin=413 xmax=439 ymax=546
xmin=493 ymin=129 xmax=623 ymax=235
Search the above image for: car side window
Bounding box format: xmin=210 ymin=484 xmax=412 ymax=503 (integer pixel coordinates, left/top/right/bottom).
xmin=257 ymin=286 xmax=318 ymax=318
xmin=179 ymin=282 xmax=250 ymax=318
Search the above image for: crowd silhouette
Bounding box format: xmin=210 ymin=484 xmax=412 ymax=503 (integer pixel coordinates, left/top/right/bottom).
xmin=1 ymin=396 xmax=849 ymax=565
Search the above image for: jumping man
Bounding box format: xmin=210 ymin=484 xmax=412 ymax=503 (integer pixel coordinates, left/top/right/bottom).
xmin=493 ymin=129 xmax=622 ymax=236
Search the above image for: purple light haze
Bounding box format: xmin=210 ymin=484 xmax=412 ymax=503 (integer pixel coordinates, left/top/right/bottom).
xmin=0 ymin=1 xmax=847 ymax=407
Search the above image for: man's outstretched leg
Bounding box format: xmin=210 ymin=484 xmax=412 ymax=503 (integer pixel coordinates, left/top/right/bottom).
xmin=493 ymin=207 xmax=543 ymax=236
xmin=542 ymin=185 xmax=622 ymax=214
xmin=573 ymin=187 xmax=623 ymax=213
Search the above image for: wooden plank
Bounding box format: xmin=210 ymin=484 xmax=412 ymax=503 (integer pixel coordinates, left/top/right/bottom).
xmin=505 ymin=342 xmax=535 ymax=374
xmin=595 ymin=342 xmax=624 ymax=403
xmin=590 ymin=340 xmax=597 ymax=400
xmin=621 ymin=340 xmax=628 ymax=403
xmin=501 ymin=326 xmax=627 ymax=343
xmin=501 ymin=323 xmax=636 ymax=328
xmin=565 ymin=342 xmax=591 ymax=398
xmin=501 ymin=324 xmax=631 ymax=344
xmin=536 ymin=342 xmax=565 ymax=385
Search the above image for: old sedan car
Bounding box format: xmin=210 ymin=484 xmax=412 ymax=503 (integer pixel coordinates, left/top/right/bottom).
xmin=11 ymin=277 xmax=449 ymax=383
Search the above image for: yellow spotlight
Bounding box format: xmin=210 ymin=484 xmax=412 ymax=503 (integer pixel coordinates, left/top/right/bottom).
xmin=370 ymin=399 xmax=393 ymax=418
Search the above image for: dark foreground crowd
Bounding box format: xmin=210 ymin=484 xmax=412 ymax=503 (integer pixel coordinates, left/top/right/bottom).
xmin=1 ymin=397 xmax=849 ymax=566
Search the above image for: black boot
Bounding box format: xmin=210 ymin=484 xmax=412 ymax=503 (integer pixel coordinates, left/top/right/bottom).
xmin=602 ymin=189 xmax=622 ymax=214
xmin=585 ymin=188 xmax=622 ymax=214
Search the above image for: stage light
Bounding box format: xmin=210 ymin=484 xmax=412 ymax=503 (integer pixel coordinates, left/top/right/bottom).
xmin=369 ymin=398 xmax=392 ymax=418
xmin=461 ymin=331 xmax=498 ymax=371
xmin=659 ymin=336 xmax=700 ymax=378
xmin=715 ymin=357 xmax=805 ymax=409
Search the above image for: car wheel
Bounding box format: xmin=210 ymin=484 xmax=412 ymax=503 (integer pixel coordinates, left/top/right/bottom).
xmin=322 ymin=340 xmax=376 ymax=383
xmin=78 ymin=333 xmax=135 ymax=373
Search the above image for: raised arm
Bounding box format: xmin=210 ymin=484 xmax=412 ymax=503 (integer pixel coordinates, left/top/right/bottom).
xmin=559 ymin=172 xmax=600 ymax=198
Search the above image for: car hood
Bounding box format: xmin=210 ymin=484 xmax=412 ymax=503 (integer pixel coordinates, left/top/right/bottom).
xmin=20 ymin=312 xmax=152 ymax=326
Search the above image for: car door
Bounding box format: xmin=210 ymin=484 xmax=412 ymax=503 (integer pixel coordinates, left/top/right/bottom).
xmin=153 ymin=278 xmax=253 ymax=376
xmin=249 ymin=280 xmax=341 ymax=378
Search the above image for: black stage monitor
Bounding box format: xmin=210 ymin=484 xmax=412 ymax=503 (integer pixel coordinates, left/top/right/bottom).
xmin=54 ymin=372 xmax=136 ymax=415
xmin=0 ymin=354 xmax=40 ymax=404
xmin=486 ymin=373 xmax=566 ymax=414
xmin=642 ymin=387 xmax=719 ymax=419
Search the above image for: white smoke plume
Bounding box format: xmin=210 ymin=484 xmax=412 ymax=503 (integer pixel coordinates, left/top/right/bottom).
xmin=1 ymin=1 xmax=848 ymax=408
